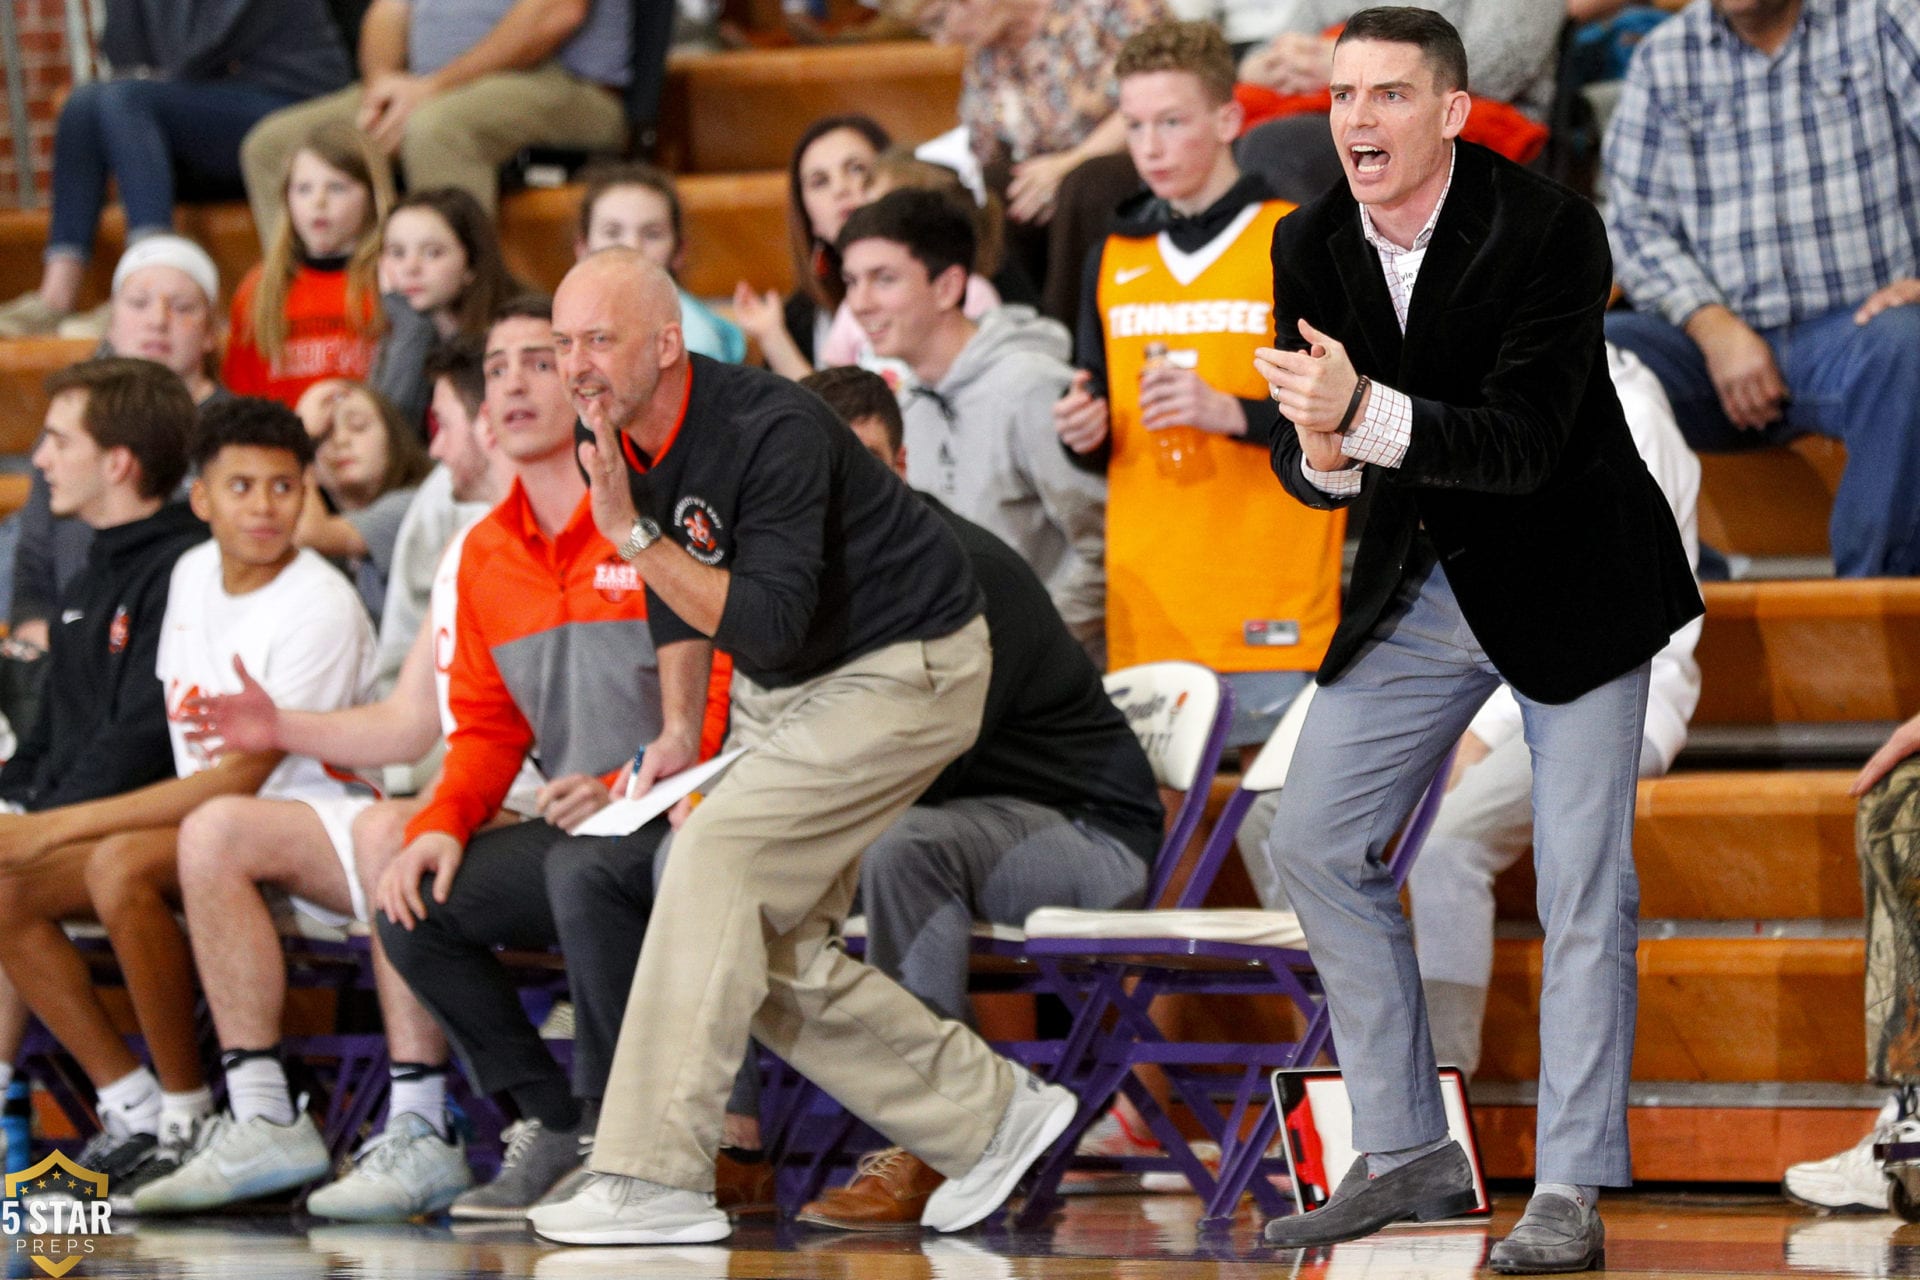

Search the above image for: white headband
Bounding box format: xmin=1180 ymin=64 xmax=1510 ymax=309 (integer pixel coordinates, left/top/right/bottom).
xmin=112 ymin=235 xmax=220 ymax=303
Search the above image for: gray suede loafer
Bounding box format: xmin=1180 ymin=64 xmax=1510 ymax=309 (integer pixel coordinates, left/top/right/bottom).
xmin=1488 ymin=1193 xmax=1606 ymax=1274
xmin=1262 ymin=1141 xmax=1478 ymax=1248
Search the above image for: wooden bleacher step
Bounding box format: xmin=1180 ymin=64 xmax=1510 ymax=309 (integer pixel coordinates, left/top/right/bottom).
xmin=1695 ymin=578 xmax=1920 ymax=726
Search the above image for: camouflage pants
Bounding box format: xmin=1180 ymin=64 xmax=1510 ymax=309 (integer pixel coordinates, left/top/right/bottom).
xmin=1864 ymin=756 xmax=1920 ymax=1082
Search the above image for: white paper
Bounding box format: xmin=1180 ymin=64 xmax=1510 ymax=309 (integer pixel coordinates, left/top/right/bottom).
xmin=573 ymin=749 xmax=748 ymax=837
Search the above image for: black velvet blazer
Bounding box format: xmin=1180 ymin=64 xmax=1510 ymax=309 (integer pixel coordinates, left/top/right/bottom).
xmin=1268 ymin=142 xmax=1702 ymax=705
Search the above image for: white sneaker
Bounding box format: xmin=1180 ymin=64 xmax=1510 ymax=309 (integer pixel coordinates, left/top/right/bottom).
xmin=527 ymin=1171 xmax=731 ymax=1245
xmin=920 ymin=1071 xmax=1076 ymax=1233
xmin=1785 ymin=1126 xmax=1894 ymax=1213
xmin=306 ymin=1112 xmax=474 ymax=1222
xmin=130 ymin=1110 xmax=331 ymax=1213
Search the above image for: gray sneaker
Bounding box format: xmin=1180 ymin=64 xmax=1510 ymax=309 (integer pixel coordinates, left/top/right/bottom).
xmin=0 ymin=292 xmax=68 ymax=338
xmin=448 ymin=1119 xmax=587 ymax=1221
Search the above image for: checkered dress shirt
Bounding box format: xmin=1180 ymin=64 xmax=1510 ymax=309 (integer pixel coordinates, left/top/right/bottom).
xmin=1604 ymin=0 xmax=1920 ymax=331
xmin=1300 ymin=150 xmax=1454 ymax=497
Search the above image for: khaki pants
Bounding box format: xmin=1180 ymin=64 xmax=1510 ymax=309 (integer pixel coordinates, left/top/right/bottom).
xmin=238 ymin=61 xmax=626 ymax=238
xmin=591 ymin=616 xmax=1016 ymax=1192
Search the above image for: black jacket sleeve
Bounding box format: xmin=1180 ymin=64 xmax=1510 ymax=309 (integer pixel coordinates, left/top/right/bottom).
xmin=710 ymin=425 xmax=829 ymax=672
xmin=35 ymin=566 xmax=179 ymax=809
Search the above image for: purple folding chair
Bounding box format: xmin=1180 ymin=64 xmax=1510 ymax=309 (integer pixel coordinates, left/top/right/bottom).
xmin=762 ymin=661 xmax=1235 ymax=1208
xmin=1015 ymin=684 xmax=1459 ymax=1228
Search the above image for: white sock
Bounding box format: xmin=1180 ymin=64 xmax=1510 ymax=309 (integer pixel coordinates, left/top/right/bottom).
xmin=96 ymin=1067 xmax=161 ymax=1137
xmin=224 ymin=1057 xmax=295 ymax=1127
xmin=159 ymin=1086 xmax=214 ymax=1148
xmin=386 ymin=1065 xmax=449 ymax=1138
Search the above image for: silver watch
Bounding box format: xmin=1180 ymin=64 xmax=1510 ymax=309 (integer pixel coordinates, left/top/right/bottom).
xmin=617 ymin=517 xmax=663 ymax=561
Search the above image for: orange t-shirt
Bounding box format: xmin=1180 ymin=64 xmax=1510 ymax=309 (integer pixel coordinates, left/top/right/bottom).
xmin=221 ymin=262 xmax=378 ymax=408
xmin=1098 ymin=198 xmax=1344 ymax=675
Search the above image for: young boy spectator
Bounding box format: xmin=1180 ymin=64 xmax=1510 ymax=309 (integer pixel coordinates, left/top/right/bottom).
xmin=789 ymin=365 xmax=1164 ymax=1229
xmin=839 ymin=189 xmax=1108 ymax=662
xmin=129 ymin=335 xmax=520 ymax=1221
xmin=1056 ymin=20 xmax=1343 ymax=749
xmin=361 ymin=297 xmax=728 ymax=1223
xmin=0 ymin=392 xmax=375 ymax=1206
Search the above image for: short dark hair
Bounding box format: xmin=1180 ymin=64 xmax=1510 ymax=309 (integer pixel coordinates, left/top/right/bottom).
xmin=837 ymin=188 xmax=975 ymax=288
xmin=423 ymin=337 xmax=486 ymax=419
xmin=43 ymin=357 xmax=194 ymax=499
xmin=490 ymin=293 xmax=554 ymax=330
xmin=576 ymin=161 xmax=683 ymax=254
xmin=192 ymin=396 xmax=316 ymax=473
xmin=1116 ymin=20 xmax=1237 ymax=105
xmin=1337 ymin=7 xmax=1470 ymax=94
xmin=801 ymin=366 xmax=902 ymax=453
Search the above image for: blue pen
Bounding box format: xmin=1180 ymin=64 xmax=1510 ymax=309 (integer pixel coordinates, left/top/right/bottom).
xmin=626 ymin=745 xmax=647 ymax=800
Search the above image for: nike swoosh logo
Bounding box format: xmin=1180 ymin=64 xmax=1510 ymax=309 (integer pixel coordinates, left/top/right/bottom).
xmin=61 ymin=609 xmax=82 ymax=624
xmin=1113 ymin=266 xmax=1152 ymax=285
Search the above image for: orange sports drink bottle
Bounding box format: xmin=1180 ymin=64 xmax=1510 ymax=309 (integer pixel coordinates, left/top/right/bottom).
xmin=1142 ymin=342 xmax=1212 ymax=482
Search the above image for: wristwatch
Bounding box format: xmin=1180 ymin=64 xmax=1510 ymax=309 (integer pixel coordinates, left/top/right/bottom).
xmin=617 ymin=516 xmax=663 ymax=562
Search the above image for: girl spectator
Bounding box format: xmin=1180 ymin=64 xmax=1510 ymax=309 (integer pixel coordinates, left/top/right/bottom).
xmin=732 ymin=115 xmax=892 ymax=379
xmin=223 ymin=123 xmax=393 ymax=408
xmin=818 ymin=150 xmax=1005 ymax=388
xmin=298 ymin=383 xmax=431 ymax=622
xmin=573 ymin=163 xmax=746 ymax=364
xmin=369 ymin=188 xmax=517 ymax=433
xmin=0 ymin=0 xmax=350 ymax=338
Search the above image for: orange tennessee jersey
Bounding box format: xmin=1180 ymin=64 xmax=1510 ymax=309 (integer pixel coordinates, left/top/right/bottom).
xmin=1098 ymin=199 xmax=1344 ymax=674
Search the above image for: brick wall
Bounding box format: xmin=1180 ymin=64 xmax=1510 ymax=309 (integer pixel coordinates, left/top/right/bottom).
xmin=0 ymin=0 xmax=85 ymax=211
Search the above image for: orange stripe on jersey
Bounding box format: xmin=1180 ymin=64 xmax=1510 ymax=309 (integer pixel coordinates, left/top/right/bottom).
xmin=1097 ymin=199 xmax=1345 ymax=675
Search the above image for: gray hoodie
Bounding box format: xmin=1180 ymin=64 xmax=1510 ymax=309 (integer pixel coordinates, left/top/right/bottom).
xmin=902 ymin=305 xmax=1107 ymax=663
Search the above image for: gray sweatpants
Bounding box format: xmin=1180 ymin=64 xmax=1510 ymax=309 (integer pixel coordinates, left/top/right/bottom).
xmin=860 ymin=795 xmax=1150 ymax=1026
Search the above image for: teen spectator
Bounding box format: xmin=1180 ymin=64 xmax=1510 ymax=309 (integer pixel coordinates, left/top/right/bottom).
xmin=1236 ymin=0 xmax=1562 ymax=202
xmin=10 ymin=237 xmax=225 ymax=653
xmin=1407 ymin=345 xmax=1703 ymax=1076
xmin=224 ymin=123 xmax=393 ymax=408
xmin=1603 ymin=0 xmax=1920 ymax=577
xmin=1784 ymin=708 xmax=1920 ymax=1213
xmin=239 ymin=0 xmax=633 ymax=227
xmin=298 ymin=383 xmax=433 ymax=621
xmin=0 ymin=0 xmax=350 ymax=338
xmin=0 ymin=392 xmax=373 ymax=1208
xmin=840 ymin=190 xmax=1107 ymax=662
xmin=573 ymin=163 xmax=746 ymax=364
xmin=733 ymin=116 xmax=891 ymax=379
xmin=936 ymin=0 xmax=1172 ymax=330
xmin=817 ymin=150 xmax=1004 ymax=388
xmin=526 ymin=252 xmax=1073 ymax=1248
xmin=133 ymin=348 xmax=521 ymax=1222
xmin=1056 ymin=20 xmax=1342 ymax=746
xmin=370 ymin=341 xmax=498 ymax=708
xmin=792 ymin=365 xmax=1162 ymax=1229
xmin=369 ymin=188 xmax=518 ymax=431
xmin=369 ymin=297 xmax=729 ymax=1221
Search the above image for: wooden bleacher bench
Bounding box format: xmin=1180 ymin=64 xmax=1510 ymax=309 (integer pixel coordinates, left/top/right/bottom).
xmin=1695 ymin=578 xmax=1920 ymax=725
xmin=0 ymin=338 xmax=95 ymax=457
xmin=1696 ymin=436 xmax=1846 ymax=563
xmin=657 ymin=41 xmax=963 ymax=174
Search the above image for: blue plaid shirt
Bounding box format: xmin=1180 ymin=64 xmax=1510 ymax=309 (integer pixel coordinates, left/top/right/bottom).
xmin=1603 ymin=0 xmax=1920 ymax=330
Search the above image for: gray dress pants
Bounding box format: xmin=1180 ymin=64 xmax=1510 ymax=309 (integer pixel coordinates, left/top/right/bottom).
xmin=1257 ymin=551 xmax=1650 ymax=1186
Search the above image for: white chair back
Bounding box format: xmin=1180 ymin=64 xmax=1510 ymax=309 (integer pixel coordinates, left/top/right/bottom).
xmin=1239 ymin=683 xmax=1317 ymax=793
xmin=1102 ymin=661 xmax=1227 ymax=793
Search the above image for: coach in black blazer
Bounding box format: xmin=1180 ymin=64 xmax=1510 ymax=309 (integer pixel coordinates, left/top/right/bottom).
xmin=1251 ymin=9 xmax=1700 ymax=1275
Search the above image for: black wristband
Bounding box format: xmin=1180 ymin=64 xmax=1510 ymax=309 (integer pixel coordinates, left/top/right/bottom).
xmin=1335 ymin=375 xmax=1371 ymax=436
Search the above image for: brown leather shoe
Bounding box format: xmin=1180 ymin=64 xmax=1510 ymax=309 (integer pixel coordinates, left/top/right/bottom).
xmin=714 ymin=1150 xmax=777 ymax=1216
xmin=797 ymin=1148 xmax=946 ymax=1231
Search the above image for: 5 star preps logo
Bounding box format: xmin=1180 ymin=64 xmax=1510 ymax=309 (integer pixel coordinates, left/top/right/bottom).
xmin=4 ymin=1151 xmax=111 ymax=1276
xmin=673 ymin=496 xmax=726 ymax=566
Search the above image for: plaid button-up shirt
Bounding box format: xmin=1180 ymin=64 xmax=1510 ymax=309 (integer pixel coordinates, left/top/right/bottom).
xmin=1603 ymin=0 xmax=1920 ymax=331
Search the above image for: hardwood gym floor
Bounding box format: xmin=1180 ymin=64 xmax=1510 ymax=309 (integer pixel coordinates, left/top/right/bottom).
xmin=9 ymin=1188 xmax=1909 ymax=1278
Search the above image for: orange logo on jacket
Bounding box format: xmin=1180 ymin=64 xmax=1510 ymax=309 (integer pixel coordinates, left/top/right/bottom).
xmin=107 ymin=607 xmax=129 ymax=655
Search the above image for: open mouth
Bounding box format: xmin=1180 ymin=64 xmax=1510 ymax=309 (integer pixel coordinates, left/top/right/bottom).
xmin=1350 ymin=145 xmax=1389 ymax=175
xmin=503 ymin=406 xmax=539 ymax=425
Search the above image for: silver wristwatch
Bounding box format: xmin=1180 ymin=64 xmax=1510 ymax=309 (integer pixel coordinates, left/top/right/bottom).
xmin=617 ymin=516 xmax=663 ymax=562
